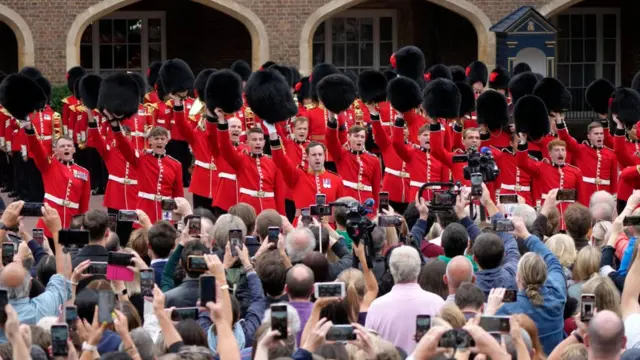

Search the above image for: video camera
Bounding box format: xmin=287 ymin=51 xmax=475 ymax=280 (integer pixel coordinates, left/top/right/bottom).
xmin=330 ymin=199 xmax=376 ymax=268
xmin=452 ymin=147 xmax=499 ymax=182
xmin=417 ymin=182 xmax=461 ymax=213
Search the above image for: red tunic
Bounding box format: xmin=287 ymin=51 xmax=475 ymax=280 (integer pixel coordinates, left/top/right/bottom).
xmin=121 ymin=105 xmax=153 ymax=151
xmin=558 ymin=123 xmax=618 ymax=198
xmin=463 ymin=113 xmax=478 ymax=129
xmin=217 ymin=123 xmax=285 ymax=214
xmin=27 ymin=129 xmax=90 ymax=238
xmin=1 ymin=108 xmax=13 ymax=154
xmin=168 ymin=98 xmax=195 ymax=142
xmin=147 ymin=100 xmax=172 ymax=135
xmin=372 ymin=116 xmax=410 ymax=204
xmin=88 ymin=124 xmax=138 ymax=210
xmin=0 ymin=107 xmax=6 ymax=152
xmin=326 ymin=121 xmax=381 ymax=205
xmin=613 ymin=131 xmax=640 ymax=168
xmin=618 ymin=166 xmax=640 ymax=202
xmin=73 ymin=105 xmax=89 ymax=149
xmin=61 ymin=95 xmax=80 ymax=137
xmin=529 ymin=134 xmax=573 ymax=164
xmin=403 ymin=110 xmax=429 ymax=145
xmin=113 ymin=127 xmax=184 ymax=224
xmin=480 ymin=129 xmax=511 ymax=150
xmin=491 ymin=147 xmax=533 ymax=206
xmin=299 ymin=103 xmax=347 ymax=162
xmin=430 ymin=123 xmax=469 ymax=186
xmin=30 ymin=107 xmax=58 ymax=155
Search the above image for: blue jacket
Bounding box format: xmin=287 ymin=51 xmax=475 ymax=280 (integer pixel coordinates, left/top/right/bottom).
xmin=474 ymin=213 xmax=520 ymax=296
xmin=497 ymin=234 xmax=567 ymax=355
xmin=150 ymin=259 xmax=168 ymax=286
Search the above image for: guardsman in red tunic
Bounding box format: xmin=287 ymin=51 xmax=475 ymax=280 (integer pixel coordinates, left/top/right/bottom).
xmin=466 ymin=61 xmax=488 ymax=99
xmin=617 ymin=166 xmax=640 ymax=211
xmin=585 ymin=78 xmax=616 ymax=149
xmin=280 ymin=117 xmax=311 ymax=167
xmin=0 ymin=102 xmax=9 ymax=192
xmin=477 ymin=89 xmax=512 ymax=150
xmin=557 ymin=118 xmax=618 ymax=200
xmin=531 ymin=77 xmax=574 ymax=163
xmin=61 ymin=67 xmax=86 ymax=137
xmin=430 ymin=123 xmax=480 ymax=187
xmin=490 ymin=133 xmax=533 ymax=206
xmin=610 ymin=89 xmax=640 ymax=169
xmin=1 ymin=107 xmax=16 ymax=196
xmin=456 ymin=81 xmax=477 ymax=131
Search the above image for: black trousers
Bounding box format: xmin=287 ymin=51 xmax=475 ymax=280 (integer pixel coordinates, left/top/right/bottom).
xmin=0 ymin=151 xmax=12 ymax=191
xmin=11 ymin=152 xmax=26 ymax=199
xmin=107 ymin=207 xmax=134 ymax=247
xmin=167 ymin=140 xmax=192 ymax=187
xmin=86 ymin=147 xmax=107 ymax=190
xmin=75 ymin=145 xmax=88 ymax=170
xmin=25 ymin=158 xmax=44 ymax=202
xmin=192 ymin=193 xmax=215 ymax=214
xmin=212 ymin=206 xmax=228 ymax=219
xmin=285 ymin=199 xmax=296 ymax=222
xmin=389 ymin=200 xmax=409 ymax=217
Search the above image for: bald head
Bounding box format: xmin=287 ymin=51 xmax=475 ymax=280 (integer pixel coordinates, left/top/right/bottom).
xmin=586 ymin=310 xmax=626 ymax=358
xmin=444 ymin=256 xmax=474 ymax=293
xmin=285 ymin=264 xmax=314 ymax=300
xmin=1 ymin=263 xmax=27 ymax=288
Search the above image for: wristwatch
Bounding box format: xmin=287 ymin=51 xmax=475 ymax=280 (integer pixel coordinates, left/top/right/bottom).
xmin=82 ymin=342 xmax=98 ymax=352
xmin=572 ymin=330 xmax=584 ymax=343
xmin=0 ymin=222 xmax=8 ymax=231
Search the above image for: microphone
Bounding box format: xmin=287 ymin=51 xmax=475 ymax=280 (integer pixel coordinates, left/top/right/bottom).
xmin=480 ymin=146 xmax=492 ymax=155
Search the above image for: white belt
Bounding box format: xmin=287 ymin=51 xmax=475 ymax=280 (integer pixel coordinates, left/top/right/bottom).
xmin=131 ymin=131 xmax=145 ymax=137
xmin=218 ymin=172 xmax=237 ymax=181
xmin=138 ymin=192 xmax=171 ymax=202
xmin=583 ymin=176 xmax=610 ymax=185
xmin=40 ymin=135 xmax=52 ymax=140
xmin=410 ymin=181 xmax=441 ymax=189
xmin=108 ymin=175 xmax=138 ymax=185
xmin=239 ymin=188 xmax=274 ymax=198
xmin=501 ymin=184 xmax=531 ymax=191
xmin=44 ymin=193 xmax=80 ymax=209
xmin=343 ymin=180 xmax=373 ymax=192
xmin=156 ymin=119 xmax=166 ymax=124
xmin=385 ymin=167 xmax=410 ymax=178
xmin=195 ymin=160 xmax=217 ymax=170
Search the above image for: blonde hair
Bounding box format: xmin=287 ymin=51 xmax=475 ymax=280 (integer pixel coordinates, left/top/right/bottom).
xmin=437 ymin=303 xmax=466 ymax=329
xmin=518 ymin=253 xmax=547 ymax=306
xmin=582 ymin=275 xmax=621 ymax=317
xmin=573 ymin=246 xmax=601 ymax=283
xmin=545 ymin=234 xmax=577 ymax=267
xmin=337 ymin=268 xmax=365 ymax=301
xmin=560 ymin=344 xmax=587 ymax=360
xmin=513 ymin=314 xmax=546 ymax=360
xmin=427 ymin=223 xmax=443 ymax=241
xmin=127 ymin=228 xmax=149 ymax=259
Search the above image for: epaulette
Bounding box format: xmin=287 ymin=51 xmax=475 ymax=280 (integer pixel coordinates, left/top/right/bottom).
xmin=565 ymin=163 xmax=579 ymax=169
xmin=453 ymin=148 xmax=465 ymax=154
xmin=61 ymin=97 xmax=69 ymax=104
xmin=166 ymin=154 xmax=180 ymax=163
xmin=0 ymin=107 xmax=11 ymax=116
xmin=145 ymin=103 xmax=158 ymax=110
xmin=144 ymin=92 xmax=151 ymax=101
xmin=165 ymin=99 xmax=173 ymax=106
xmin=500 ymin=146 xmax=515 ymax=155
xmin=188 ymin=114 xmax=198 ymax=122
xmin=69 ymin=104 xmax=76 ymax=112
xmin=603 ymin=145 xmax=614 ymax=152
xmin=53 ymin=112 xmax=61 ymax=119
xmin=327 ymin=169 xmax=340 ymax=177
xmin=76 ymin=105 xmax=86 ymax=112
xmin=305 ymin=103 xmax=317 ymax=110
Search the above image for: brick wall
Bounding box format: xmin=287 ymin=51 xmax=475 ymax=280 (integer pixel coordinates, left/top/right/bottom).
xmin=0 ymin=21 xmax=18 ymax=73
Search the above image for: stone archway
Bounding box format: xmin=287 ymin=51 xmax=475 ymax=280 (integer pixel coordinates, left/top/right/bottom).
xmin=538 ymin=0 xmax=584 ymax=18
xmin=0 ymin=4 xmax=35 ymax=68
xmin=299 ymin=0 xmax=496 ymax=75
xmin=66 ymin=0 xmax=269 ymax=70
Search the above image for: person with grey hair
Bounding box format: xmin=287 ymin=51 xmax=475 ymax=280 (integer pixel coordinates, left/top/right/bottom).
xmin=212 ymin=214 xmax=247 ymax=249
xmin=120 ymin=328 xmax=156 ymax=360
xmin=285 ymin=228 xmax=316 ymax=263
xmin=513 ymin=204 xmax=537 ymax=230
xmin=590 ymin=190 xmax=616 ymax=217
xmin=365 ymin=246 xmax=445 ymax=354
xmin=261 ymin=302 xmax=302 ymax=340
xmin=443 ymin=256 xmax=475 ymax=303
xmin=591 ymin=202 xmax=615 ymax=222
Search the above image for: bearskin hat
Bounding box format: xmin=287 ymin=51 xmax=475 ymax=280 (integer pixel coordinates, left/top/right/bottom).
xmin=19 ymin=67 xmax=52 ymax=104
xmin=357 ymin=70 xmax=388 ymax=104
xmin=66 ymin=66 xmax=86 ymax=95
xmin=0 ymin=74 xmax=47 ymax=120
xmin=205 ymin=70 xmax=243 ymax=114
xmin=156 ymin=77 xmax=168 ymax=101
xmin=449 ymin=65 xmax=466 ymax=83
xmin=466 ymin=61 xmax=488 ymax=87
xmin=383 ymin=69 xmax=397 ymax=82
xmin=288 ymin=66 xmax=301 ymax=86
xmin=245 ymin=70 xmax=298 ymax=124
xmin=296 ymin=76 xmax=311 ymax=101
xmin=310 ymin=63 xmax=339 ymax=101
xmin=19 ymin=67 xmax=43 ymax=80
xmin=425 ymin=64 xmax=452 ymax=82
xmin=260 ymin=61 xmax=276 ymax=70
xmin=391 ymin=46 xmax=425 ymax=81
xmin=631 ymin=72 xmax=640 ymax=94
xmin=513 ymin=63 xmax=532 ymax=75
xmin=97 ymin=72 xmax=140 ymax=119
xmin=128 ymin=72 xmax=146 ymax=103
xmin=488 ymin=67 xmax=509 ymax=91
xmin=317 ymin=74 xmax=356 ymax=114
xmin=230 ymin=60 xmax=252 ymax=82
xmin=194 ymin=69 xmax=216 ymax=102
xmin=533 ymin=77 xmax=572 ymax=113
xmin=387 ymin=77 xmax=421 ymax=113
xmin=269 ymin=65 xmax=294 ymax=88
xmin=79 ymin=74 xmax=103 ymax=110
xmin=159 ymin=59 xmax=195 ymax=94
xmin=456 ymin=81 xmax=475 ymax=117
xmin=147 ymin=61 xmax=163 ymax=88
xmin=585 ymin=78 xmax=615 ymax=115
xmin=422 ymin=78 xmax=461 ymax=120
xmin=610 ymin=88 xmax=640 ymax=128
xmin=476 ymin=90 xmax=508 ymax=131
xmin=513 ymin=95 xmax=549 ymax=141
xmin=0 ymin=72 xmax=6 ymax=86
xmin=508 ymin=72 xmax=539 ymax=105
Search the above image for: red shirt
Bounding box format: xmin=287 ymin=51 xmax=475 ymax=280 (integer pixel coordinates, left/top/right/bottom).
xmin=430 ymin=123 xmax=469 ymax=186
xmin=121 ymin=105 xmax=153 ymax=151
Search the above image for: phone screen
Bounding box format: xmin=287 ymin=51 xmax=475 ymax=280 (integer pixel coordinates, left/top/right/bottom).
xmin=187 ymin=256 xmax=208 ymax=272
xmin=479 ymin=316 xmax=511 ymax=333
xmin=499 ymin=194 xmax=518 ymax=204
xmin=51 ymin=324 xmax=69 ymax=357
xmin=97 ymin=291 xmax=115 ymax=324
xmin=493 ymin=219 xmax=514 ymax=232
xmin=2 ymin=243 xmax=14 ymax=266
xmin=416 ymin=315 xmax=431 ymax=341
xmin=118 ymin=210 xmax=138 ymax=222
xmin=200 ymin=275 xmax=216 ymax=304
xmin=140 ymin=269 xmax=154 ymax=297
xmin=0 ymin=290 xmax=7 ymax=324
xmin=271 ymin=304 xmax=288 ymax=340
xmin=229 ymin=229 xmax=243 ymax=256
xmin=581 ymin=294 xmax=596 ymax=322
xmin=471 ymin=173 xmax=483 ymax=186
xmin=326 ymin=325 xmax=356 ymax=341
xmin=108 ymin=214 xmax=117 ymax=232
xmin=316 ymin=194 xmax=327 ymax=206
xmin=503 ymin=290 xmax=517 ymax=302
xmin=267 ymin=227 xmax=280 ymax=244
xmin=315 ymin=282 xmax=345 ymax=298
xmin=623 ymin=216 xmax=640 ymax=226
xmin=379 ymin=192 xmax=389 ymax=212
xmin=556 ymin=189 xmax=577 ymax=201
xmin=32 ymin=228 xmax=45 ymax=245
xmin=188 ymin=216 xmax=202 ymax=237
xmin=20 ymin=202 xmax=44 ymax=217
xmin=85 ymin=261 xmax=108 ymax=275
xmin=161 ymin=199 xmax=177 ymax=211
xmin=65 ymin=306 xmax=78 ymax=323
xmin=171 ymin=307 xmax=199 ymax=321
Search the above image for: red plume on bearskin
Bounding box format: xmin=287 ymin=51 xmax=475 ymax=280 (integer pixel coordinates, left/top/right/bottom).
xmin=466 ymin=61 xmax=488 ymax=87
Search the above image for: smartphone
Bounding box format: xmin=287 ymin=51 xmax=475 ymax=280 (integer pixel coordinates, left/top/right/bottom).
xmin=438 ymin=329 xmax=475 ymax=349
xmin=493 ymin=219 xmax=514 ymax=232
xmin=326 ymin=325 xmax=356 ymax=341
xmin=107 ymin=252 xmax=134 ymax=266
xmin=140 ymin=269 xmax=154 ymax=297
xmin=51 ymin=324 xmax=69 ymax=357
xmin=58 ymin=229 xmax=90 ymax=247
xmin=581 ymin=293 xmax=596 ymax=322
xmin=85 ymin=261 xmax=108 ymax=276
xmin=108 ymin=214 xmax=117 ymax=232
xmin=378 ymin=215 xmax=402 ymax=227
xmin=118 ymin=210 xmax=138 ymax=222
xmin=556 ymin=189 xmax=577 ymax=202
xmin=161 ymin=199 xmax=177 ymax=211
xmin=300 ymin=208 xmax=312 ymax=227
xmin=171 ymin=307 xmax=199 ymax=321
xmin=32 ymin=228 xmax=44 ymax=245
xmin=623 ymin=216 xmax=640 ymax=226
xmin=20 ymin=202 xmax=44 ymax=217
xmin=187 ymin=256 xmax=208 ymax=272
xmin=188 ymin=216 xmax=202 ymax=237
xmin=316 ymin=194 xmax=327 ymax=206
xmin=416 ymin=315 xmax=431 ymax=342
xmin=0 ymin=290 xmax=7 ymax=324
xmin=499 ymin=194 xmax=518 ymax=204
xmin=97 ymin=290 xmax=115 ymax=324
xmin=310 ymin=204 xmax=332 ymax=216
xmin=271 ymin=304 xmax=288 ymax=340
xmin=503 ymin=289 xmax=517 ymax=302
xmin=379 ymin=192 xmax=389 ymax=212
xmin=1 ymin=243 xmax=14 ymax=266
xmin=267 ymin=226 xmax=280 ymax=245
xmin=65 ymin=305 xmax=78 ymax=324
xmin=479 ymin=316 xmax=511 ymax=333
xmin=314 ymin=282 xmax=346 ymax=298
xmin=200 ymin=275 xmax=216 ymax=304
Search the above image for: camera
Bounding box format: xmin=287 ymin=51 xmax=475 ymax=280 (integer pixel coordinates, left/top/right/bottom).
xmin=452 ymin=147 xmax=499 ymax=182
xmin=418 ymin=182 xmax=461 ymax=212
xmin=330 ymin=199 xmax=376 ymax=269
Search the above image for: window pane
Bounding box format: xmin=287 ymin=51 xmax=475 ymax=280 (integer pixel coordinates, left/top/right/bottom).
xmin=81 ymin=24 xmax=92 ymax=43
xmin=113 ymin=19 xmax=127 ymax=44
xmin=360 ymin=43 xmax=373 ymax=67
xmin=557 ymin=64 xmax=570 ymax=86
xmin=128 ymin=19 xmax=141 ymax=43
xmin=114 ymin=45 xmax=127 ymax=69
xmin=100 ymin=45 xmax=113 ymax=68
xmin=360 ymin=18 xmax=373 ymax=41
xmin=312 ymin=43 xmax=325 ymax=66
xmin=570 ymin=39 xmax=583 ymax=62
xmin=584 ymin=39 xmax=596 ymax=62
xmin=80 ymin=45 xmax=93 ymax=69
xmin=345 ymin=18 xmax=358 ymax=41
xmin=148 ymin=18 xmax=162 ymax=42
xmin=570 ymin=64 xmax=583 ymax=87
xmin=585 ymin=14 xmax=596 ymax=38
xmin=570 ymin=88 xmax=585 ymax=111
xmin=313 ymin=23 xmax=325 ymax=42
xmin=603 ymin=64 xmax=616 ymax=84
xmin=332 ymin=43 xmax=345 ymax=66
xmin=570 ymin=15 xmax=583 ymax=37
xmin=332 ymin=18 xmax=345 ymax=42
xmin=128 ymin=45 xmax=141 ymax=68
xmin=584 ymin=64 xmax=596 ymax=85
xmin=558 ymin=39 xmax=570 ymax=63
xmin=346 ymin=43 xmax=358 ymax=66
xmin=149 ymin=43 xmax=162 ymax=63
xmin=558 ymin=15 xmax=570 ymax=38
xmin=380 ymin=17 xmax=392 ymax=41
xmin=99 ymin=20 xmax=112 ymax=43
xmin=603 ymin=14 xmax=616 ymax=38
xmin=379 ymin=42 xmax=393 ymax=68
xmin=603 ymin=39 xmax=616 ymax=62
